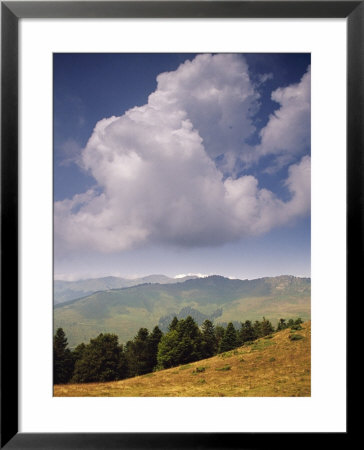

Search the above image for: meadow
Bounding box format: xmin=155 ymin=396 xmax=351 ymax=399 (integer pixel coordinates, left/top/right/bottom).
xmin=54 ymin=321 xmax=310 ymax=397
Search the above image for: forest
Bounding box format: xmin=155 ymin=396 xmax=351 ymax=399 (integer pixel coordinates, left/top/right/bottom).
xmin=54 ymin=316 xmax=303 ymax=384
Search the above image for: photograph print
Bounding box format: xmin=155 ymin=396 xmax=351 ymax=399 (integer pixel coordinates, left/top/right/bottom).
xmin=53 ymin=53 xmax=311 ymax=397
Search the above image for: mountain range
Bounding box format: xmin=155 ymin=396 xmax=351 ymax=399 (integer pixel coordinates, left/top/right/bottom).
xmin=54 ymin=274 xmax=310 ymax=348
xmin=54 ymin=274 xmax=198 ymax=304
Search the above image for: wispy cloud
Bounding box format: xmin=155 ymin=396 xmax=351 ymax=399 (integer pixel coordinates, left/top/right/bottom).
xmin=57 ymin=138 xmax=83 ymax=167
xmin=258 ymin=72 xmax=274 ymax=84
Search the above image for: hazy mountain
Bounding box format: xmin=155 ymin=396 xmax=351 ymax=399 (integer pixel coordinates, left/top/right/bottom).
xmin=54 ymin=274 xmax=198 ymax=304
xmin=54 ymin=275 xmax=310 ymax=347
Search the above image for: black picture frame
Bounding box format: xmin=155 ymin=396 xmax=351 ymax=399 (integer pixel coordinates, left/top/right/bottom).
xmin=1 ymin=1 xmax=357 ymax=448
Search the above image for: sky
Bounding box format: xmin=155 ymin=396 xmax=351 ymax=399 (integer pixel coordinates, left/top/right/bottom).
xmin=54 ymin=53 xmax=311 ymax=281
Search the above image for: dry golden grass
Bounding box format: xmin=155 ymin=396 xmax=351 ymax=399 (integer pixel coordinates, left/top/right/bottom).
xmin=54 ymin=322 xmax=310 ymax=397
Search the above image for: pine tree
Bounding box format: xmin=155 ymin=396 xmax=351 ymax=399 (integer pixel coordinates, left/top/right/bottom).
xmin=276 ymin=318 xmax=287 ymax=331
xmin=201 ymin=319 xmax=218 ymax=358
xmin=53 ymin=328 xmax=74 ymax=384
xmin=253 ymin=320 xmax=263 ymax=338
xmin=219 ymin=322 xmax=238 ymax=353
xmin=157 ymin=329 xmax=180 ymax=369
xmin=238 ymin=320 xmax=256 ymax=344
xmin=72 ymin=342 xmax=86 ymax=362
xmin=214 ymin=325 xmax=225 ymax=350
xmin=261 ymin=317 xmax=274 ymax=336
xmin=175 ymin=316 xmax=203 ymax=364
xmin=118 ymin=344 xmax=128 ymax=380
xmin=147 ymin=326 xmax=163 ymax=372
xmin=127 ymin=326 xmax=163 ymax=376
xmin=168 ymin=316 xmax=179 ymax=331
xmin=72 ymin=333 xmax=125 ymax=383
xmin=125 ymin=328 xmax=150 ymax=377
xmin=157 ymin=316 xmax=203 ymax=368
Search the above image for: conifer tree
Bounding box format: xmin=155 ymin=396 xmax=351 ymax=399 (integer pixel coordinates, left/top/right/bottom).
xmin=125 ymin=328 xmax=150 ymax=377
xmin=147 ymin=326 xmax=163 ymax=372
xmin=157 ymin=329 xmax=180 ymax=369
xmin=276 ymin=318 xmax=287 ymax=331
xmin=261 ymin=317 xmax=274 ymax=336
xmin=157 ymin=316 xmax=202 ymax=368
xmin=214 ymin=325 xmax=225 ymax=350
xmin=219 ymin=322 xmax=238 ymax=353
xmin=201 ymin=319 xmax=218 ymax=358
xmin=175 ymin=316 xmax=203 ymax=364
xmin=72 ymin=342 xmax=86 ymax=361
xmin=72 ymin=333 xmax=126 ymax=383
xmin=168 ymin=316 xmax=179 ymax=331
xmin=238 ymin=320 xmax=256 ymax=344
xmin=253 ymin=320 xmax=263 ymax=338
xmin=53 ymin=328 xmax=74 ymax=384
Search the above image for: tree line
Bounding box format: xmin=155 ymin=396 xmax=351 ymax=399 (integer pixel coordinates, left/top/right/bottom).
xmin=54 ymin=316 xmax=303 ymax=384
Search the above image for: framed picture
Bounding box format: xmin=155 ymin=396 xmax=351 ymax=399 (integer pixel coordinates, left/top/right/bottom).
xmin=1 ymin=1 xmax=356 ymax=447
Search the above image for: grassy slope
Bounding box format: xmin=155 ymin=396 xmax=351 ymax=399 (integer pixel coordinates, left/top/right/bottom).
xmin=54 ymin=275 xmax=310 ymax=347
xmin=54 ymin=322 xmax=311 ymax=397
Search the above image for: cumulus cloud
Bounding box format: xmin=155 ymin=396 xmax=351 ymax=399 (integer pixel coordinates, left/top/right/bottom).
xmin=55 ymin=54 xmax=310 ymax=254
xmin=223 ymin=155 xmax=310 ymax=236
xmin=152 ymin=54 xmax=259 ymax=165
xmin=254 ymin=65 xmax=311 ymax=170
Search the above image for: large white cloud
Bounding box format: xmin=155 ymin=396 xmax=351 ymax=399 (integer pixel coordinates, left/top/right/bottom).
xmin=55 ymin=54 xmax=310 ymax=254
xmin=152 ymin=54 xmax=259 ymax=167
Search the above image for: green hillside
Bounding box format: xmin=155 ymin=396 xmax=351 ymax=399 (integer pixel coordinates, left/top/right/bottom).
xmin=54 ymin=275 xmax=310 ymax=347
xmin=54 ymin=322 xmax=311 ymax=397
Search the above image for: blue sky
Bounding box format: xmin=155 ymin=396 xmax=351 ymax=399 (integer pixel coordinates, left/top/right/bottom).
xmin=54 ymin=53 xmax=310 ymax=281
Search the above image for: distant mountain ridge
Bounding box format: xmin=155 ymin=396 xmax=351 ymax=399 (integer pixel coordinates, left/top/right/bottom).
xmin=54 ymin=274 xmax=310 ymax=347
xmin=54 ymin=274 xmax=199 ymax=304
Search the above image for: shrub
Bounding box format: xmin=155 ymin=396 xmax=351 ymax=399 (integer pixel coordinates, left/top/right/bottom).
xmin=193 ymin=366 xmax=206 ymax=374
xmin=216 ymin=365 xmax=231 ymax=371
xmin=289 ymin=334 xmax=304 ymax=341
